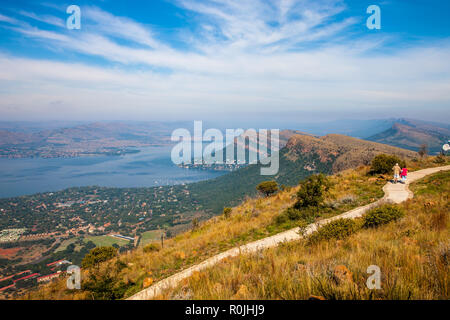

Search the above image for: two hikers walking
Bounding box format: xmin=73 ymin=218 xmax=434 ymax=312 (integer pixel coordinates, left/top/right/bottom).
xmin=393 ymin=163 xmax=407 ymax=184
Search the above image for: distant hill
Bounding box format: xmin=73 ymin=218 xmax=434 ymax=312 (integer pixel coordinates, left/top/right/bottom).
xmin=294 ymin=119 xmax=395 ymax=139
xmin=367 ymin=118 xmax=450 ymax=154
xmin=0 ymin=130 xmax=41 ymax=145
xmin=0 ymin=121 xmax=188 ymax=158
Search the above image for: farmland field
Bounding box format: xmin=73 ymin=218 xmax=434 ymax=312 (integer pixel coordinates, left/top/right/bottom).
xmin=139 ymin=230 xmax=163 ymax=247
xmin=54 ymin=238 xmax=79 ymax=253
xmin=84 ymin=235 xmax=130 ymax=247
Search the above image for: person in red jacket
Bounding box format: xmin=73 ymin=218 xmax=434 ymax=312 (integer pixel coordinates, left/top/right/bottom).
xmin=400 ymin=167 xmax=408 ymax=184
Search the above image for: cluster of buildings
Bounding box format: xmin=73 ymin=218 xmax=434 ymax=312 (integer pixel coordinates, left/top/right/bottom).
xmin=55 ymin=199 xmax=108 ymax=208
xmin=0 ymin=229 xmax=26 ymax=243
xmin=0 ymin=259 xmax=71 ymax=293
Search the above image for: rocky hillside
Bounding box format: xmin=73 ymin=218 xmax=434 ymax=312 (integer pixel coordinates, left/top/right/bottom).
xmin=283 ymin=133 xmax=416 ymax=173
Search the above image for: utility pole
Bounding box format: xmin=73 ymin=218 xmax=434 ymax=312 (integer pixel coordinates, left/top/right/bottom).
xmin=161 ymin=232 xmax=164 ymax=248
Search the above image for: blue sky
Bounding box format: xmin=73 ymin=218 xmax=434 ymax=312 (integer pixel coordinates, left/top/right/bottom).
xmin=0 ymin=0 xmax=449 ymax=122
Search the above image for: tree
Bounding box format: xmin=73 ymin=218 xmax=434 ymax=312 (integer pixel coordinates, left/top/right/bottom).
xmin=256 ymin=181 xmax=278 ymax=197
xmin=418 ymin=144 xmax=428 ymax=158
xmin=223 ymin=207 xmax=232 ymax=218
xmin=66 ymin=243 xmax=76 ymax=254
xmin=192 ymin=217 xmax=199 ymax=231
xmin=81 ymin=246 xmax=118 ymax=269
xmin=370 ymin=154 xmax=406 ymax=175
xmin=294 ymin=174 xmax=331 ymax=209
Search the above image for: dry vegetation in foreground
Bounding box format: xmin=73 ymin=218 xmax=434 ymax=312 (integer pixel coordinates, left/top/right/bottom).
xmin=19 ymin=156 xmax=449 ymax=300
xmin=160 ymin=170 xmax=449 ymax=300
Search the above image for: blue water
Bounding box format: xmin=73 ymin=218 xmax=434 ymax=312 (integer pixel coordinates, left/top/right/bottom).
xmin=0 ymin=146 xmax=225 ymax=198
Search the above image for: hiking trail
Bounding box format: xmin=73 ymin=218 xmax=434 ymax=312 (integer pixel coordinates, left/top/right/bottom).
xmin=128 ymin=165 xmax=450 ymax=300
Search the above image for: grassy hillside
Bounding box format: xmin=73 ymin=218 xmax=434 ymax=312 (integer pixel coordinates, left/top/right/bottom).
xmin=17 ymin=155 xmax=449 ymax=300
xmin=160 ymin=169 xmax=449 ymax=300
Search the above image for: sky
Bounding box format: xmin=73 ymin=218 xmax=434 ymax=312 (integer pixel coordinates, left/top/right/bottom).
xmin=0 ymin=0 xmax=449 ymax=123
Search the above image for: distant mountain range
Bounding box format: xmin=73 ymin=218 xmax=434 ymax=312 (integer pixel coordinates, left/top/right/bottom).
xmin=0 ymin=118 xmax=448 ymax=158
xmin=367 ymin=118 xmax=450 ymax=154
xmin=0 ymin=121 xmax=189 ymax=158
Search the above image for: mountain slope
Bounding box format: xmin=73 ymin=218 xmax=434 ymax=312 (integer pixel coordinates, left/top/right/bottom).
xmin=368 ymin=118 xmax=450 ymax=154
xmin=187 ymin=134 xmax=416 ymax=213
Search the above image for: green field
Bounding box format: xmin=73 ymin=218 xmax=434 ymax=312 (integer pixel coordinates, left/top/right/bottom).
xmin=54 ymin=238 xmax=79 ymax=252
xmin=139 ymin=230 xmax=163 ymax=247
xmin=84 ymin=235 xmax=130 ymax=247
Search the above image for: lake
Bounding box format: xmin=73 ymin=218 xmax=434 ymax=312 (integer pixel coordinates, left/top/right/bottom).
xmin=0 ymin=146 xmax=226 ymax=198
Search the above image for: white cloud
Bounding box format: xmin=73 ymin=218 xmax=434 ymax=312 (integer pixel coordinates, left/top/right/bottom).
xmin=17 ymin=10 xmax=65 ymax=28
xmin=0 ymin=13 xmax=20 ymax=25
xmin=0 ymin=1 xmax=449 ymax=121
xmin=82 ymin=7 xmax=164 ymax=49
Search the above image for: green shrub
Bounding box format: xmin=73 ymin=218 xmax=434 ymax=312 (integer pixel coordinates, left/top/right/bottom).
xmin=275 ymin=207 xmax=316 ymax=225
xmin=82 ymin=274 xmax=128 ymax=300
xmin=434 ymin=154 xmax=447 ymax=164
xmin=286 ymin=208 xmax=303 ymax=220
xmin=308 ymin=218 xmax=357 ymax=244
xmin=363 ymin=205 xmax=404 ymax=228
xmin=192 ymin=217 xmax=200 ymax=231
xmin=256 ymin=181 xmax=279 ymax=197
xmin=294 ymin=174 xmax=331 ymax=209
xmin=223 ymin=207 xmax=232 ymax=218
xmin=370 ymin=154 xmax=406 ymax=175
xmin=143 ymin=243 xmax=161 ymax=253
xmin=274 ymin=212 xmax=289 ymax=224
xmin=81 ymin=246 xmax=118 ymax=269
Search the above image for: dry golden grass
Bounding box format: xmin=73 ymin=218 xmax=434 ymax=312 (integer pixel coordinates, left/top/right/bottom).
xmin=160 ymin=170 xmax=449 ymax=300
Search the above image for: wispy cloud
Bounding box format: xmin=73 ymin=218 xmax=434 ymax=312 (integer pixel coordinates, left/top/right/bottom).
xmin=17 ymin=10 xmax=65 ymax=28
xmin=82 ymin=7 xmax=164 ymax=49
xmin=0 ymin=0 xmax=449 ymax=121
xmin=0 ymin=13 xmax=20 ymax=25
xmin=177 ymin=0 xmax=354 ymax=53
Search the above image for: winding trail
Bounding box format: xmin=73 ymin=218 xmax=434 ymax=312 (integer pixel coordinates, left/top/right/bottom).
xmin=128 ymin=165 xmax=450 ymax=300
